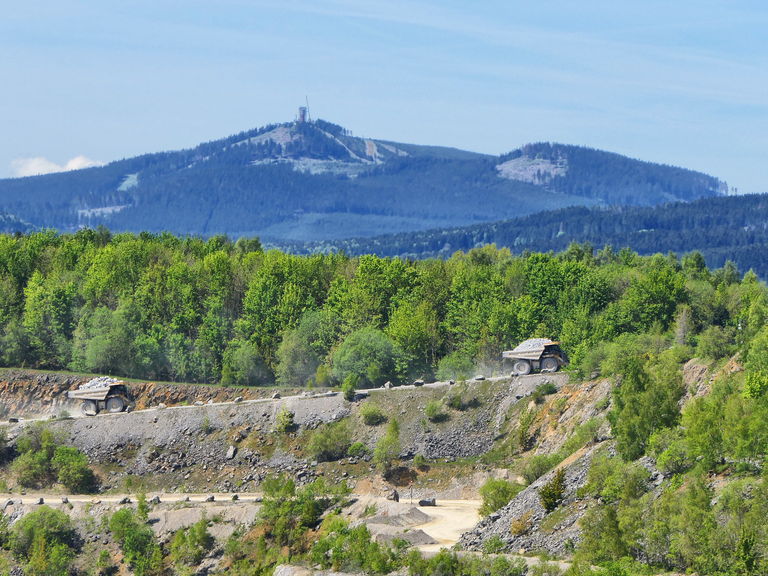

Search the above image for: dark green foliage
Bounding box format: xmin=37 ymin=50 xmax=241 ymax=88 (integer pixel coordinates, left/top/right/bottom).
xmin=306 ymin=421 xmax=352 ymax=462
xmin=51 ymin=446 xmax=95 ymax=493
xmin=257 ymin=475 xmax=350 ymax=560
xmin=333 ymin=328 xmax=404 ymax=387
xmin=538 ymin=468 xmax=566 ymax=513
xmin=607 ymin=357 xmax=684 ymax=461
xmin=109 ymin=508 xmax=160 ymax=576
xmin=359 ymin=402 xmax=387 ymax=425
xmin=374 ymin=419 xmax=400 ymax=469
xmin=11 ymin=423 xmax=94 ymax=492
xmin=478 ymin=478 xmax=523 ymax=517
xmin=10 ymin=506 xmax=75 ymax=562
xmin=170 ymin=515 xmax=215 ymax=567
xmin=342 ymin=374 xmax=359 ymax=401
xmin=347 ymin=442 xmax=370 ymax=458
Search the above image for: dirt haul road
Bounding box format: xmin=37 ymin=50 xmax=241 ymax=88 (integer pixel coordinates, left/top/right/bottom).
xmin=412 ymin=499 xmax=481 ymax=552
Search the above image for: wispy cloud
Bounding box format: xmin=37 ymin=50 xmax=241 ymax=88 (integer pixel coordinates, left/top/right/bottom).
xmin=10 ymin=156 xmax=104 ymax=177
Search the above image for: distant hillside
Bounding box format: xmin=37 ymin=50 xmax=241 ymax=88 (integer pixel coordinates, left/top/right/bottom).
xmin=0 ymin=120 xmax=725 ymax=241
xmin=0 ymin=211 xmax=35 ymax=235
xmin=276 ymin=193 xmax=768 ymax=278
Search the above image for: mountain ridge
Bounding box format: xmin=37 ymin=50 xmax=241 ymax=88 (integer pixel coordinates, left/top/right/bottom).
xmin=0 ymin=119 xmax=726 ymax=241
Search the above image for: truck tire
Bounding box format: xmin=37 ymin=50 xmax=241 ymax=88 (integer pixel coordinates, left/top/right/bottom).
xmin=541 ymin=358 xmax=559 ymax=372
xmin=106 ymin=397 xmax=124 ymax=413
xmin=81 ymin=400 xmax=98 ymax=416
xmin=513 ymin=360 xmax=532 ymax=376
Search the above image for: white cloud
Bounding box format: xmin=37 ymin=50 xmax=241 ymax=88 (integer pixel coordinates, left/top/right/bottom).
xmin=10 ymin=155 xmax=105 ymax=177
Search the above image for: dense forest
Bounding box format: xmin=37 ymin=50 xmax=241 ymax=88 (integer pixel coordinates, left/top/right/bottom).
xmin=0 ymin=121 xmax=726 ymax=241
xmin=4 ymin=228 xmax=768 ymax=575
xmin=281 ymin=193 xmax=768 ymax=278
xmin=0 ymin=227 xmax=754 ymax=389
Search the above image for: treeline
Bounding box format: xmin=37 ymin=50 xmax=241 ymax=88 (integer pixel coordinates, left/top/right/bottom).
xmin=281 ymin=193 xmax=768 ymax=278
xmin=0 ymin=228 xmax=756 ymax=389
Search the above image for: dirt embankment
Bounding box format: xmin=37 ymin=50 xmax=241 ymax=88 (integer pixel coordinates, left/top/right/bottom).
xmin=0 ymin=369 xmax=302 ymax=418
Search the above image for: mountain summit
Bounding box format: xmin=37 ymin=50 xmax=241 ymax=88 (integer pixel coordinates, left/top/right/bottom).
xmin=0 ymin=119 xmax=726 ymax=241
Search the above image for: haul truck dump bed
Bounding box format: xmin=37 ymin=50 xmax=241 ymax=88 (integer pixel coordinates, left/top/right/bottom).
xmin=502 ymin=338 xmax=569 ymax=376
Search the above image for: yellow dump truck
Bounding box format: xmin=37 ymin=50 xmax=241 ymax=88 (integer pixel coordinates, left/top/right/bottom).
xmin=502 ymin=338 xmax=569 ymax=376
xmin=67 ymin=377 xmax=133 ymax=416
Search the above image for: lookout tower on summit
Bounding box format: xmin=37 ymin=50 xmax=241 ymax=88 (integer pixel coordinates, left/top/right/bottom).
xmin=297 ymin=97 xmax=312 ymax=123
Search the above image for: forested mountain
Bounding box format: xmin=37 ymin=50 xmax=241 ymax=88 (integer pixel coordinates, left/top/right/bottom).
xmin=279 ymin=193 xmax=768 ymax=278
xmin=0 ymin=120 xmax=726 ymax=241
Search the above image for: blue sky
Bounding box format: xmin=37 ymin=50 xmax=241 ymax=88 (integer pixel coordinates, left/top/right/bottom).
xmin=2 ymin=0 xmax=767 ymax=191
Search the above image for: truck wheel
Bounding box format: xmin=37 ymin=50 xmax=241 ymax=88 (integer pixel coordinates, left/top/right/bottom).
xmin=542 ymin=358 xmax=559 ymax=372
xmin=81 ymin=400 xmax=98 ymax=416
xmin=513 ymin=360 xmax=532 ymax=376
xmin=106 ymin=397 xmax=124 ymax=413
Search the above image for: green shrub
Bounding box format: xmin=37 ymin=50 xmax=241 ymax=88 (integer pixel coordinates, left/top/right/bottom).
xmin=374 ymin=419 xmax=400 ymax=469
xmin=11 ymin=424 xmax=94 ymax=492
xmin=10 ymin=506 xmax=74 ymax=560
xmin=52 ymin=446 xmax=94 ymax=493
xmin=697 ymin=325 xmax=735 ymax=360
xmin=561 ymin=418 xmax=603 ymax=456
xmin=425 ymin=399 xmax=447 ymax=423
xmin=171 ymin=514 xmax=215 ymax=566
xmin=538 ymin=382 xmax=558 ymax=395
xmin=413 ymin=453 xmax=427 ymax=469
xmin=478 ymin=478 xmax=523 ymax=517
xmin=342 ymin=374 xmax=359 ymax=401
xmin=307 ymin=421 xmax=351 ymax=462
xmin=538 ymin=468 xmax=566 ymax=513
xmin=109 ymin=508 xmax=160 ymax=576
xmin=744 ymin=371 xmax=768 ymax=399
xmin=347 ymin=442 xmax=370 ymax=458
xmin=359 ymin=403 xmax=387 ymax=425
xmin=275 ymin=405 xmax=295 ymax=433
xmin=518 ymin=406 xmax=537 ymax=450
xmin=445 ymin=393 xmax=463 ymax=411
xmin=649 ymin=427 xmax=691 ymax=474
xmin=482 ymin=534 xmax=505 ymax=554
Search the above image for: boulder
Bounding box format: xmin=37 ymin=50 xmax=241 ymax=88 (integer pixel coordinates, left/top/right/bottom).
xmin=234 ymin=396 xmax=243 ymax=403
xmin=118 ymin=497 xmax=132 ymax=504
xmin=272 ymin=392 xmax=281 ymax=399
xmin=205 ymin=495 xmax=215 ymax=502
xmin=413 ymin=380 xmax=425 ymax=386
xmin=226 ymin=445 xmax=237 ymax=460
xmin=418 ymin=498 xmax=436 ymax=507
xmin=386 ymin=490 xmax=400 ymax=502
xmin=150 ymin=496 xmax=161 ymax=505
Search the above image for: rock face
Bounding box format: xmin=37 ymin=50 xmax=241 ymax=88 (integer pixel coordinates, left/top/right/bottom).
xmin=460 ymin=445 xmax=599 ymax=556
